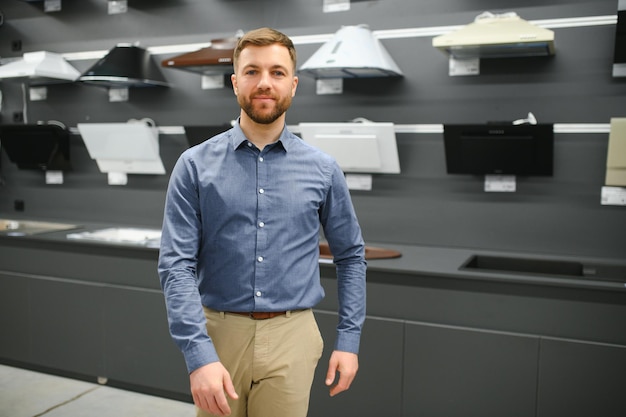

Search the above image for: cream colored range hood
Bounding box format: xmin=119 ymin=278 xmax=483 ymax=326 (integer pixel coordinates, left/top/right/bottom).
xmin=433 ymin=12 xmax=555 ymax=59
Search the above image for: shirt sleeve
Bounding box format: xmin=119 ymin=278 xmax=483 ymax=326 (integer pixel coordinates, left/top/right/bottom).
xmin=319 ymin=162 xmax=367 ymax=354
xmin=157 ymin=155 xmax=220 ymax=373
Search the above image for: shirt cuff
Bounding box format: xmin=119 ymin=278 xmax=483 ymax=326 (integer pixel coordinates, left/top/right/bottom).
xmin=334 ymin=331 xmax=361 ymax=354
xmin=183 ymin=340 xmax=220 ymax=373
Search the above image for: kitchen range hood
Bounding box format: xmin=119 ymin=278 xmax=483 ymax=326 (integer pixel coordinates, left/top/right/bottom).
xmin=0 ymin=51 xmax=80 ymax=85
xmin=77 ymin=120 xmax=166 ymax=175
xmin=0 ymin=123 xmax=71 ymax=171
xmin=298 ymin=25 xmax=403 ymax=78
xmin=79 ymin=44 xmax=168 ymax=88
xmin=162 ymin=33 xmax=241 ymax=75
xmin=605 ymin=118 xmax=626 ymax=186
xmin=433 ymin=12 xmax=555 ymax=59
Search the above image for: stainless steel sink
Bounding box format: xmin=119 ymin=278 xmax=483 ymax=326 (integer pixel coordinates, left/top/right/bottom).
xmin=0 ymin=218 xmax=79 ymax=236
xmin=66 ymin=227 xmax=161 ymax=248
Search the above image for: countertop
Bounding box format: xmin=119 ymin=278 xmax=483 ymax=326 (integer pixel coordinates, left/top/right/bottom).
xmin=1 ymin=217 xmax=625 ymax=293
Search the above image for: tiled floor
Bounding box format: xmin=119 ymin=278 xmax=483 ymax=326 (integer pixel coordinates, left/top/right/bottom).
xmin=0 ymin=364 xmax=195 ymax=417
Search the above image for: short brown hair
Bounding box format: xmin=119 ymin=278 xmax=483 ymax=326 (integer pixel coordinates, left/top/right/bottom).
xmin=233 ymin=27 xmax=297 ymax=72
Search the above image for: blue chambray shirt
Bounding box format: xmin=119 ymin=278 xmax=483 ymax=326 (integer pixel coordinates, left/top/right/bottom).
xmin=158 ymin=120 xmax=366 ymax=373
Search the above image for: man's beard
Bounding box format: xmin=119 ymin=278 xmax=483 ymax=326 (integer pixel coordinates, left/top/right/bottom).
xmin=238 ymin=93 xmax=292 ymax=124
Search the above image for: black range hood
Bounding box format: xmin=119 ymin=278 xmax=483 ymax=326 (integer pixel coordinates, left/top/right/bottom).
xmin=79 ymin=44 xmax=168 ymax=88
xmin=0 ymin=123 xmax=71 ymax=171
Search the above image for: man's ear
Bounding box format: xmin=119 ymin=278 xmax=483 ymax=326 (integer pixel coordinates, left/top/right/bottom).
xmin=231 ymin=73 xmax=238 ymax=95
xmin=291 ymin=75 xmax=298 ymax=97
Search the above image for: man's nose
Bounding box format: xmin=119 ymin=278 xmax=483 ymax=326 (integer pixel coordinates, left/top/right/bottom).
xmin=257 ymin=71 xmax=272 ymax=88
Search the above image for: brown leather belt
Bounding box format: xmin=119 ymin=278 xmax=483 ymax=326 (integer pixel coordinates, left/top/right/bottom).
xmin=227 ymin=311 xmax=287 ymax=320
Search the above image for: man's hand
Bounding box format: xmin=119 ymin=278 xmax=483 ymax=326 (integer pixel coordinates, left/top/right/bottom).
xmin=190 ymin=362 xmax=239 ymax=416
xmin=325 ymin=350 xmax=359 ymax=397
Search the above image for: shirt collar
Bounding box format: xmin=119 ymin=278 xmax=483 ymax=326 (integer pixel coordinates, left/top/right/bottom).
xmin=230 ymin=118 xmax=294 ymax=152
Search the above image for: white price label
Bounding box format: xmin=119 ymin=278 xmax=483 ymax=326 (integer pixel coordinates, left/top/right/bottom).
xmin=201 ymin=74 xmax=225 ymax=90
xmin=484 ymin=175 xmax=516 ymax=192
xmin=345 ymin=174 xmax=373 ymax=191
xmin=449 ymin=57 xmax=480 ymax=77
xmin=109 ymin=87 xmax=129 ymax=102
xmin=29 ymin=87 xmax=47 ymax=102
xmin=601 ymin=186 xmax=626 ymax=206
xmin=45 ymin=170 xmax=64 ymax=185
xmin=107 ymin=172 xmax=128 ymax=186
xmin=316 ymin=78 xmax=343 ymax=95
xmin=108 ymin=1 xmax=128 ymax=14
xmin=44 ymin=0 xmax=62 ymax=12
xmin=323 ymin=0 xmax=350 ymax=13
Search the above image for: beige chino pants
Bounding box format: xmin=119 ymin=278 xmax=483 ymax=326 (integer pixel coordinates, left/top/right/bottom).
xmin=198 ymin=308 xmax=324 ymax=417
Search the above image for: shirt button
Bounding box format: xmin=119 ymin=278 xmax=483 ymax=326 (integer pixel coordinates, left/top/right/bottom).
xmin=258 ymin=222 xmax=265 ymax=228
xmin=255 ymin=291 xmax=262 ymax=297
xmin=259 ymin=188 xmax=265 ymax=194
xmin=259 ymin=157 xmax=264 ymax=162
xmin=257 ymin=256 xmax=264 ymax=262
xmin=247 ymin=142 xmax=253 ymax=147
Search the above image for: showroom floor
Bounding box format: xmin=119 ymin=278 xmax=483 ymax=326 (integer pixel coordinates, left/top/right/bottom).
xmin=0 ymin=364 xmax=195 ymax=417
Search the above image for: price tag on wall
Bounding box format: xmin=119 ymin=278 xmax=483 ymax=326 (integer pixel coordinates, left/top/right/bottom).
xmin=44 ymin=0 xmax=62 ymax=12
xmin=345 ymin=174 xmax=373 ymax=191
xmin=29 ymin=87 xmax=47 ymax=102
xmin=108 ymin=172 xmax=128 ymax=186
xmin=109 ymin=87 xmax=129 ymax=102
xmin=316 ymin=78 xmax=343 ymax=95
xmin=323 ymin=0 xmax=350 ymax=13
xmin=108 ymin=1 xmax=128 ymax=14
xmin=45 ymin=171 xmax=64 ymax=185
xmin=601 ymin=186 xmax=626 ymax=206
xmin=201 ymin=75 xmax=225 ymax=90
xmin=449 ymin=57 xmax=480 ymax=76
xmin=484 ymin=175 xmax=516 ymax=192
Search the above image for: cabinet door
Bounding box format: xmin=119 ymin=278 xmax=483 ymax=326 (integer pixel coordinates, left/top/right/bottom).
xmin=102 ymin=286 xmax=190 ymax=398
xmin=308 ymin=311 xmax=404 ymax=417
xmin=29 ymin=278 xmax=104 ymax=377
xmin=537 ymin=338 xmax=626 ymax=417
xmin=403 ymin=322 xmax=539 ymax=417
xmin=0 ymin=272 xmax=31 ymax=363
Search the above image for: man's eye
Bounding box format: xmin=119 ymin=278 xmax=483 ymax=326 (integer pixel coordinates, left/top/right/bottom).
xmin=273 ymin=71 xmax=285 ymax=77
xmin=245 ymin=70 xmax=257 ymax=75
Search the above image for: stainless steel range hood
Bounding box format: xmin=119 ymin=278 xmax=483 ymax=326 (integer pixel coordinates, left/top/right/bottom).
xmin=79 ymin=44 xmax=168 ymax=88
xmin=433 ymin=12 xmax=555 ymax=59
xmin=161 ymin=33 xmax=241 ymax=75
xmin=0 ymin=51 xmax=80 ymax=85
xmin=298 ymin=25 xmax=403 ymax=78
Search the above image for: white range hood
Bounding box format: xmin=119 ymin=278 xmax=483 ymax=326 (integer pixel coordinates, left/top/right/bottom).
xmin=0 ymin=51 xmax=80 ymax=84
xmin=298 ymin=25 xmax=403 ymax=78
xmin=433 ymin=12 xmax=555 ymax=59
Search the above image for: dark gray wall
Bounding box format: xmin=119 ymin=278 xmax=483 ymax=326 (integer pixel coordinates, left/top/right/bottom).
xmin=0 ymin=0 xmax=625 ymax=259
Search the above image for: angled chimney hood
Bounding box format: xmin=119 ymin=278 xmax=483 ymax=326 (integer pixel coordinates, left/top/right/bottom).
xmin=0 ymin=51 xmax=80 ymax=85
xmin=76 ymin=120 xmax=165 ymax=175
xmin=162 ymin=33 xmax=241 ymax=75
xmin=433 ymin=12 xmax=555 ymax=59
xmin=298 ymin=25 xmax=403 ymax=78
xmin=79 ymin=44 xmax=168 ymax=88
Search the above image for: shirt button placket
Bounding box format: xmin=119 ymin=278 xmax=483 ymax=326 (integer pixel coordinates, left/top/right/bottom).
xmin=255 ymin=149 xmax=268 ymax=308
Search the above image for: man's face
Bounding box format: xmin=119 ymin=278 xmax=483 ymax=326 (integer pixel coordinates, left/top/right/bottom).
xmin=232 ymin=44 xmax=298 ymax=125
